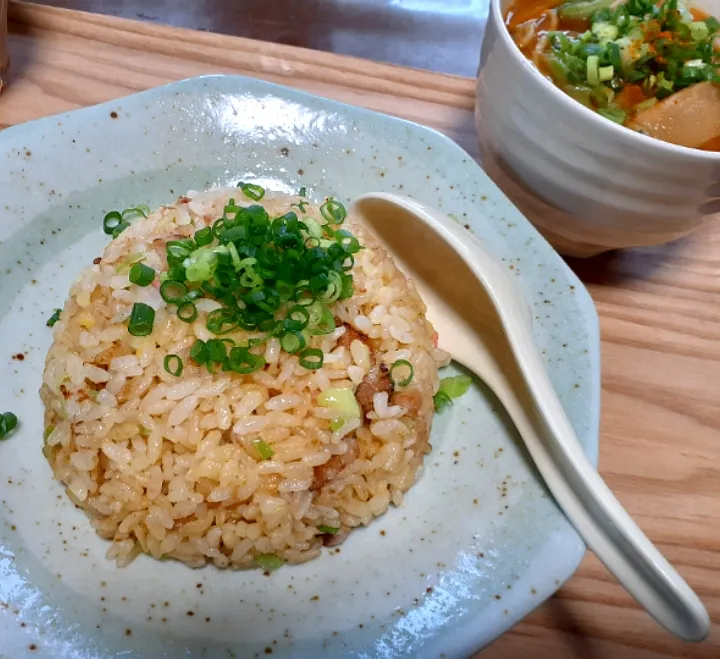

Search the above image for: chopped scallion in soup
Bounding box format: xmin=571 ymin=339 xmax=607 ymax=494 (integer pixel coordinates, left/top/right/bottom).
xmin=505 ymin=0 xmax=720 ymax=150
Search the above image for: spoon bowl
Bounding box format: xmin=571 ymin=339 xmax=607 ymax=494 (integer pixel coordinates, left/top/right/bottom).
xmin=349 ymin=192 xmax=710 ymax=643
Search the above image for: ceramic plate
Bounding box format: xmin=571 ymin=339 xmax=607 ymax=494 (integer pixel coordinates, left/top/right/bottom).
xmin=0 ymin=75 xmax=600 ymax=659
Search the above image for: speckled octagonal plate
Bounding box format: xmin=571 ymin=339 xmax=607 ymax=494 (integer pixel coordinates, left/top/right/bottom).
xmin=0 ymin=75 xmax=600 ymax=659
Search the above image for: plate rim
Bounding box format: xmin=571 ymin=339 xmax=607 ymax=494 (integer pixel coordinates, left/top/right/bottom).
xmin=0 ymin=73 xmax=602 ymax=656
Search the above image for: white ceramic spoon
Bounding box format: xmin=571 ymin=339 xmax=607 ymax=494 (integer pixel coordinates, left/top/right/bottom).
xmin=349 ymin=192 xmax=710 ymax=643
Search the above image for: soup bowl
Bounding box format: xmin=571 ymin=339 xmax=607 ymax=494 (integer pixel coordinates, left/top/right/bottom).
xmin=476 ymin=0 xmax=720 ymax=257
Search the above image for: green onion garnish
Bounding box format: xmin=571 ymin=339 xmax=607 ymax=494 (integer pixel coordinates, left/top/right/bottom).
xmin=177 ymin=301 xmax=198 ymax=323
xmin=320 ymin=199 xmax=347 ymax=225
xmin=318 ymin=525 xmax=340 ymax=535
xmin=598 ymin=108 xmax=626 ymax=124
xmin=253 ymin=439 xmax=275 ymax=460
xmin=129 ymin=263 xmax=155 ymax=287
xmin=284 ymin=306 xmax=310 ymax=332
xmin=103 ymin=205 xmax=149 ymax=237
xmin=206 ymin=308 xmax=238 ymax=335
xmin=189 ymin=339 xmax=209 ymax=364
xmin=164 ymin=354 xmax=184 ymax=377
xmin=329 ymin=418 xmax=345 ymax=431
xmin=159 ymin=281 xmax=188 ymax=304
xmin=206 ymin=339 xmax=229 ymax=364
xmin=389 ymin=360 xmax=414 ymax=387
xmin=125 ymin=193 xmax=364 ymax=375
xmin=239 ymin=183 xmax=265 ymax=201
xmin=127 ymin=302 xmax=155 ymax=337
xmin=433 ymin=391 xmax=452 ymax=412
xmin=255 ymin=554 xmax=284 ymax=571
xmin=102 ymin=211 xmax=123 ymax=235
xmin=433 ymin=375 xmax=472 ymax=412
xmin=280 ymin=331 xmax=306 ymax=354
xmin=122 ymin=206 xmax=149 ymax=221
xmin=226 ymin=347 xmax=265 ymax=374
xmin=522 ymin=0 xmax=720 ymax=130
xmin=298 ymin=186 xmax=307 ymax=197
xmin=46 ymin=309 xmax=62 ymax=327
xmin=298 ymin=348 xmax=323 ymax=370
xmin=194 ymin=226 xmax=213 ymax=247
xmin=166 ymin=239 xmax=196 ymax=261
xmin=0 ymin=412 xmax=19 ymax=439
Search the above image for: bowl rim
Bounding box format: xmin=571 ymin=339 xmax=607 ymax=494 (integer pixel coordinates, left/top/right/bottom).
xmin=489 ymin=0 xmax=720 ymax=162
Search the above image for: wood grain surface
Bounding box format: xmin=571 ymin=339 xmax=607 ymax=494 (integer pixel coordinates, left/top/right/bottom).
xmin=1 ymin=3 xmax=718 ymax=657
xmin=30 ymin=0 xmax=490 ymax=77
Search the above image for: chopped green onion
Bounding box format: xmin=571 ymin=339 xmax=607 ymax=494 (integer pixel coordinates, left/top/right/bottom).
xmin=299 ymin=348 xmax=323 ymax=370
xmin=389 ymin=360 xmax=414 ymax=387
xmin=111 ymin=222 xmax=130 ymax=239
xmin=634 ymin=98 xmax=657 ymax=111
xmin=598 ymin=108 xmax=626 ymax=124
xmin=46 ymin=309 xmax=62 ymax=327
xmin=240 ymin=183 xmax=265 ymax=201
xmin=177 ymin=301 xmax=198 ymax=323
xmin=598 ymin=65 xmax=614 ymax=83
xmin=122 ymin=206 xmax=148 ymax=221
xmin=307 ymin=302 xmax=335 ymax=335
xmin=558 ymin=0 xmax=613 ymax=19
xmin=194 ymin=226 xmax=213 ymax=247
xmin=329 ymin=418 xmax=345 ymax=431
xmin=129 ymin=263 xmax=155 ymax=287
xmin=320 ymin=199 xmax=347 ymax=225
xmin=127 ymin=302 xmax=155 ymax=337
xmin=0 ymin=412 xmax=18 ymax=439
xmin=114 ymin=252 xmax=145 ymax=274
xmin=284 ymin=306 xmax=310 ymax=332
xmin=433 ymin=391 xmax=453 ymax=412
xmin=439 ymin=375 xmax=472 ymax=398
xmin=298 ymin=186 xmax=307 ymax=197
xmin=433 ymin=375 xmax=472 ymax=412
xmin=318 ymin=388 xmax=361 ymax=422
xmin=189 ymin=339 xmax=209 ymax=364
xmin=166 ymin=239 xmax=196 ymax=261
xmin=226 ymin=346 xmax=265 ymax=374
xmin=280 ymin=331 xmax=307 ymax=354
xmin=255 ymin=554 xmax=284 ymax=571
xmin=206 ymin=308 xmax=239 ymax=335
xmin=690 ymin=21 xmax=709 ymax=43
xmin=586 ymin=55 xmax=600 ymax=86
xmin=253 ymin=439 xmax=275 ymax=460
xmin=318 ymin=525 xmax=340 ymax=535
xmin=159 ymin=280 xmax=188 ymax=304
xmin=206 ymin=339 xmax=229 ymax=364
xmin=590 ymin=21 xmax=618 ymax=42
xmin=104 ymin=204 xmax=149 ymax=237
xmin=185 ymin=245 xmax=220 ymax=282
xmin=102 ymin=211 xmax=123 ymax=235
xmin=164 ymin=354 xmax=184 ymax=377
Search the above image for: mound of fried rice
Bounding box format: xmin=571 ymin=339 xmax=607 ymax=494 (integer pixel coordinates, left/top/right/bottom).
xmin=41 ymin=187 xmax=449 ymax=569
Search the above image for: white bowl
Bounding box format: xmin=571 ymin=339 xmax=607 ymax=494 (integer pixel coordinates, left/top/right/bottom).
xmin=476 ymin=0 xmax=720 ymax=257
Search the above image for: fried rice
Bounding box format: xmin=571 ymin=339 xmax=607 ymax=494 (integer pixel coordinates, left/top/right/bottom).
xmin=41 ymin=186 xmax=449 ymax=569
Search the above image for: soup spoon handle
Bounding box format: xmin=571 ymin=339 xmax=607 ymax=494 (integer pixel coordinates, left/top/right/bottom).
xmin=447 ymin=214 xmax=709 ymax=642
xmin=361 ymin=194 xmax=710 ymax=642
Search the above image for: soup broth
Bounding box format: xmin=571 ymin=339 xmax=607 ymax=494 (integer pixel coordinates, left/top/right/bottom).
xmin=505 ymin=0 xmax=720 ymax=151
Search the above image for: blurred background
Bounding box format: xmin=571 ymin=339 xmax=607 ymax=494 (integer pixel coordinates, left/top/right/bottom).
xmin=33 ymin=0 xmax=490 ymax=76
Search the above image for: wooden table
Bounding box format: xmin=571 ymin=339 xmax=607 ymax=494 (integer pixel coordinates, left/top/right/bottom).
xmin=1 ymin=3 xmax=718 ymax=657
xmin=31 ymin=0 xmax=490 ymax=77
